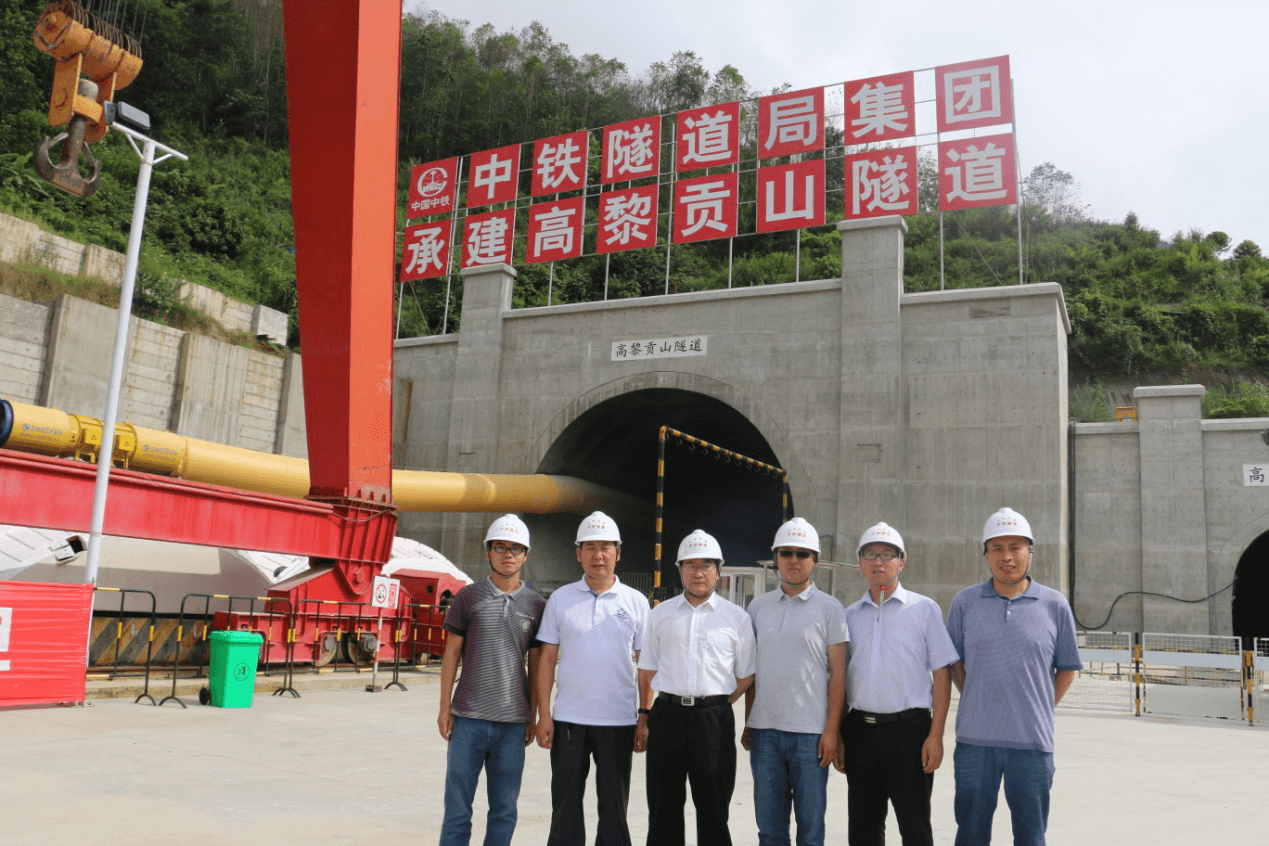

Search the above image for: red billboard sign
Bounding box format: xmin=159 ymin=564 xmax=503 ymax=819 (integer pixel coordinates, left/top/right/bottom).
xmin=466 ymin=144 xmax=521 ymax=208
xmin=526 ymin=197 xmax=586 ymax=263
xmin=406 ymin=157 xmax=458 ymax=219
xmin=844 ymin=72 xmax=915 ymax=144
xmin=938 ymin=133 xmax=1018 ymax=211
xmin=677 ymin=102 xmax=740 ymax=171
xmin=935 ymin=55 xmax=1013 ymax=132
xmin=757 ymin=160 xmax=825 ymax=233
xmin=400 ymin=220 xmax=452 ymax=281
xmin=602 ymin=115 xmax=661 ymax=184
xmin=531 ymin=130 xmax=588 ymax=197
xmin=758 ymin=87 xmax=824 ymax=159
xmin=461 ymin=208 xmax=516 ymax=268
xmin=0 ymin=581 xmax=92 ymax=707
xmin=597 ymin=185 xmax=659 ymax=253
xmin=673 ymin=173 xmax=738 ymax=243
xmin=844 ymin=147 xmax=919 ymax=219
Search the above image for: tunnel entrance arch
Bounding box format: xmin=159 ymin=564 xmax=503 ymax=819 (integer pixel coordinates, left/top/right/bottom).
xmin=1233 ymin=532 xmax=1269 ymax=647
xmin=531 ymin=384 xmax=800 ymax=591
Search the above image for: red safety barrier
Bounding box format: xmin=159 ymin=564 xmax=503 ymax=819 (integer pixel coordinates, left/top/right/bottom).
xmin=0 ymin=581 xmax=93 ymax=707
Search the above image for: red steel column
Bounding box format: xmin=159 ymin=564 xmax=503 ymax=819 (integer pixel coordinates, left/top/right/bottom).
xmin=283 ymin=0 xmax=401 ymax=504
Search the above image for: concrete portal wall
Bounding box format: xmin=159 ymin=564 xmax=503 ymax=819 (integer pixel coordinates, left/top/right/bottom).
xmin=1073 ymin=387 xmax=1269 ymax=635
xmin=392 ymin=217 xmax=1072 ymax=613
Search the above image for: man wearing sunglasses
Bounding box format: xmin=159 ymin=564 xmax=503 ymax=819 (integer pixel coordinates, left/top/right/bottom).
xmin=437 ymin=514 xmax=546 ymax=846
xmin=835 ymin=521 xmax=960 ymax=846
xmin=742 ymin=517 xmax=848 ymax=846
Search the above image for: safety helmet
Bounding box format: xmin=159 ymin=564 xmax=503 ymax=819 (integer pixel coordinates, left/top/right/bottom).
xmin=575 ymin=511 xmax=621 ymax=546
xmin=485 ymin=514 xmax=530 ymax=550
xmin=982 ymin=507 xmax=1034 ymax=550
xmin=857 ymin=521 xmax=905 ymax=558
xmin=676 ymin=529 xmax=724 ymax=566
xmin=771 ymin=517 xmax=820 ymax=553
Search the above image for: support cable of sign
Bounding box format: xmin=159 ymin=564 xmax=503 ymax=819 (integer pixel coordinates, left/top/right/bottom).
xmin=395 ymin=55 xmax=1020 ymax=337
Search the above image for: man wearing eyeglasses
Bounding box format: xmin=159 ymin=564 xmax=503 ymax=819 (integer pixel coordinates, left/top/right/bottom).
xmin=742 ymin=517 xmax=848 ymax=846
xmin=437 ymin=514 xmax=546 ymax=846
xmin=835 ymin=522 xmax=960 ymax=846
xmin=636 ymin=529 xmax=756 ymax=846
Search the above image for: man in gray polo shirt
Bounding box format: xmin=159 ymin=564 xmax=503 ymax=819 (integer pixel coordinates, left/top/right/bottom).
xmin=536 ymin=511 xmax=650 ymax=846
xmin=743 ymin=517 xmax=847 ymax=846
xmin=946 ymin=507 xmax=1082 ymax=846
xmin=437 ymin=514 xmax=546 ymax=846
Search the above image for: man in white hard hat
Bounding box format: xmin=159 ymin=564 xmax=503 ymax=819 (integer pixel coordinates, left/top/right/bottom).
xmin=437 ymin=514 xmax=546 ymax=846
xmin=946 ymin=507 xmax=1082 ymax=846
xmin=536 ymin=511 xmax=650 ymax=846
xmin=742 ymin=517 xmax=847 ymax=846
xmin=635 ymin=529 xmax=756 ymax=846
xmin=835 ymin=521 xmax=960 ymax=846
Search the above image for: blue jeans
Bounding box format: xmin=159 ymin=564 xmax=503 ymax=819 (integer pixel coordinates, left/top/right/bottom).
xmin=439 ymin=716 xmax=527 ymax=846
xmin=952 ymin=743 xmax=1054 ymax=846
xmin=748 ymin=728 xmax=829 ymax=846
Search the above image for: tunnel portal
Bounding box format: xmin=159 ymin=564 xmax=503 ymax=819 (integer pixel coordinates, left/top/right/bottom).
xmin=1233 ymin=533 xmax=1269 ymax=648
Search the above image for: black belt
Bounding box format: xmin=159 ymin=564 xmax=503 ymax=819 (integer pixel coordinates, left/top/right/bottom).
xmin=851 ymin=707 xmax=930 ymax=725
xmin=659 ymin=693 xmax=729 ymax=708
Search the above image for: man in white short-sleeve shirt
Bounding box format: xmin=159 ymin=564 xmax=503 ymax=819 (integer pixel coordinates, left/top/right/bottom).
xmin=536 ymin=511 xmax=650 ymax=846
xmin=743 ymin=517 xmax=848 ymax=846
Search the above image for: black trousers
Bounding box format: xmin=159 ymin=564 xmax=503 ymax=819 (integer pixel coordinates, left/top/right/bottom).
xmin=644 ymin=698 xmax=736 ymax=846
xmin=548 ymin=721 xmax=636 ymax=846
xmin=842 ymin=710 xmax=936 ymax=846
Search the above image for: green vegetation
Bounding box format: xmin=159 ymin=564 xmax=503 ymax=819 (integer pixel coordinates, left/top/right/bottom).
xmin=1 ymin=1 xmax=1268 ymax=415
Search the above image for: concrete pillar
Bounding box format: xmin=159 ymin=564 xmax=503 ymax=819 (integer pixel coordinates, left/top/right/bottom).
xmin=440 ymin=263 xmax=516 ymax=568
xmin=1135 ymin=384 xmax=1209 ymax=633
xmin=835 ymin=216 xmax=907 ymax=558
xmin=275 ymin=352 xmax=308 ymax=457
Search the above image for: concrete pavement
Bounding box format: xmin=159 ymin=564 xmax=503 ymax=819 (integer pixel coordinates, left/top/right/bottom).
xmin=3 ymin=671 xmax=1267 ymax=845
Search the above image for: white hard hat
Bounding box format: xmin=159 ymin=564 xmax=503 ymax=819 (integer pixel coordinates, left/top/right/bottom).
xmin=982 ymin=507 xmax=1034 ymax=549
xmin=857 ymin=521 xmax=905 ymax=558
xmin=676 ymin=529 xmax=724 ymax=566
xmin=771 ymin=517 xmax=820 ymax=553
xmin=575 ymin=511 xmax=622 ymax=545
xmin=485 ymin=514 xmax=530 ymax=550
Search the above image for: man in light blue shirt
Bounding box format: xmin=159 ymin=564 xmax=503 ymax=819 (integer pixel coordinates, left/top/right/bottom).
xmin=946 ymin=508 xmax=1082 ymax=846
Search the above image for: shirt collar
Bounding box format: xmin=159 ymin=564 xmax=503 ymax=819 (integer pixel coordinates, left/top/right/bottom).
xmin=575 ymin=574 xmax=622 ymax=593
xmin=860 ymin=581 xmax=909 ymax=608
xmin=779 ymin=581 xmax=819 ymax=602
xmin=978 ymin=577 xmax=1040 ymax=600
xmin=486 ymin=576 xmax=524 ymax=597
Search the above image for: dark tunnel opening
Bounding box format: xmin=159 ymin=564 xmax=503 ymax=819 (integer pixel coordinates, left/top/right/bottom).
xmin=537 ymin=388 xmax=790 ymax=589
xmin=1233 ymin=532 xmax=1269 ymax=650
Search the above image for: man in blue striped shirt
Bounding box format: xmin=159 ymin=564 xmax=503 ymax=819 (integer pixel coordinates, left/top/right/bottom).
xmin=946 ymin=507 xmax=1082 ymax=846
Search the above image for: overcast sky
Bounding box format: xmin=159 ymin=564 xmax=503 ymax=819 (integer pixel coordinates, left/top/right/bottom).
xmin=412 ymin=0 xmax=1268 ymax=251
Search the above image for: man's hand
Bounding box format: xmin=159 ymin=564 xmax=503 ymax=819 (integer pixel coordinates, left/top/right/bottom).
xmin=536 ymin=718 xmax=554 ymax=749
xmin=524 ymin=719 xmax=536 ymax=747
xmin=817 ymin=729 xmax=837 ymax=767
xmin=437 ymin=709 xmax=453 ymax=741
xmin=634 ymin=718 xmax=648 ymax=753
xmin=921 ymin=734 xmax=944 ymax=773
xmin=832 ymin=731 xmax=846 ymax=773
xmin=740 ymin=726 xmax=752 ymax=751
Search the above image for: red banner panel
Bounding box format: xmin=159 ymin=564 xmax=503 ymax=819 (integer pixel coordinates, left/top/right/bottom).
xmin=406 ymin=157 xmax=458 ymax=219
xmin=673 ymin=172 xmax=738 ymax=243
xmin=757 ymin=159 xmax=825 ymax=233
xmin=461 ymin=208 xmax=516 ymax=268
xmin=466 ymin=144 xmax=521 ymax=208
xmin=597 ymin=185 xmax=658 ymax=253
xmin=400 ymin=219 xmax=453 ymax=281
xmin=526 ymin=197 xmax=586 ymax=264
xmin=844 ymin=71 xmax=915 ymax=144
xmin=531 ymin=130 xmax=588 ymax=197
xmin=676 ymin=102 xmax=740 ymax=171
xmin=935 ymin=55 xmax=1013 ymax=132
xmin=844 ymin=147 xmax=918 ymax=219
xmin=0 ymin=581 xmax=92 ymax=707
xmin=758 ymin=87 xmax=824 ymax=160
xmin=602 ymin=115 xmax=661 ymax=184
xmin=938 ymin=133 xmax=1018 ymax=212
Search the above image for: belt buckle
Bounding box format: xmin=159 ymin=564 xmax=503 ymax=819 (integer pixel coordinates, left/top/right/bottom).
xmin=681 ymin=695 xmax=696 ymax=707
xmin=862 ymin=713 xmax=877 ymax=724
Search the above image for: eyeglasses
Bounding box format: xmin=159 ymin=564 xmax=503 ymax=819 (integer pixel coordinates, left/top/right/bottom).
xmin=491 ymin=544 xmax=527 ymax=556
xmin=680 ymin=561 xmax=718 ymax=573
xmin=776 ymin=549 xmax=813 ymax=560
xmin=860 ymin=551 xmax=899 ymax=562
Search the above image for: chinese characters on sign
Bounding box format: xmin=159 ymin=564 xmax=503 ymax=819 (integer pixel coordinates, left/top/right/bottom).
xmin=400 ymin=221 xmax=452 ymax=281
xmin=1245 ymin=465 xmax=1268 ymax=486
xmin=758 ymin=87 xmax=824 ymax=159
xmin=844 ymin=72 xmax=915 ymax=143
xmin=532 ymin=130 xmax=588 ymax=196
xmin=935 ymin=55 xmax=1012 ymax=132
xmin=462 ymin=209 xmax=515 ymax=268
xmin=677 ymin=102 xmax=740 ymax=170
xmin=938 ymin=133 xmax=1018 ymax=212
xmin=844 ymin=148 xmax=918 ymax=219
xmin=406 ymin=157 xmax=458 ymax=218
xmin=526 ymin=197 xmax=585 ymax=263
xmin=597 ymin=186 xmax=658 ymax=253
xmin=611 ymin=335 xmax=708 ymax=362
xmin=603 ymin=115 xmax=661 ymax=184
xmin=674 ymin=173 xmax=738 ymax=243
xmin=467 ymin=144 xmax=520 ymax=207
xmin=757 ymin=160 xmax=825 ymax=233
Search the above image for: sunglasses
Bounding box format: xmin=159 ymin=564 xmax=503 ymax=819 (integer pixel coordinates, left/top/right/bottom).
xmin=776 ymin=549 xmax=813 ymax=560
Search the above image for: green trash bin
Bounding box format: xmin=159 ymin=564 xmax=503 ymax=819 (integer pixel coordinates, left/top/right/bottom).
xmin=207 ymin=630 xmax=263 ymax=708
